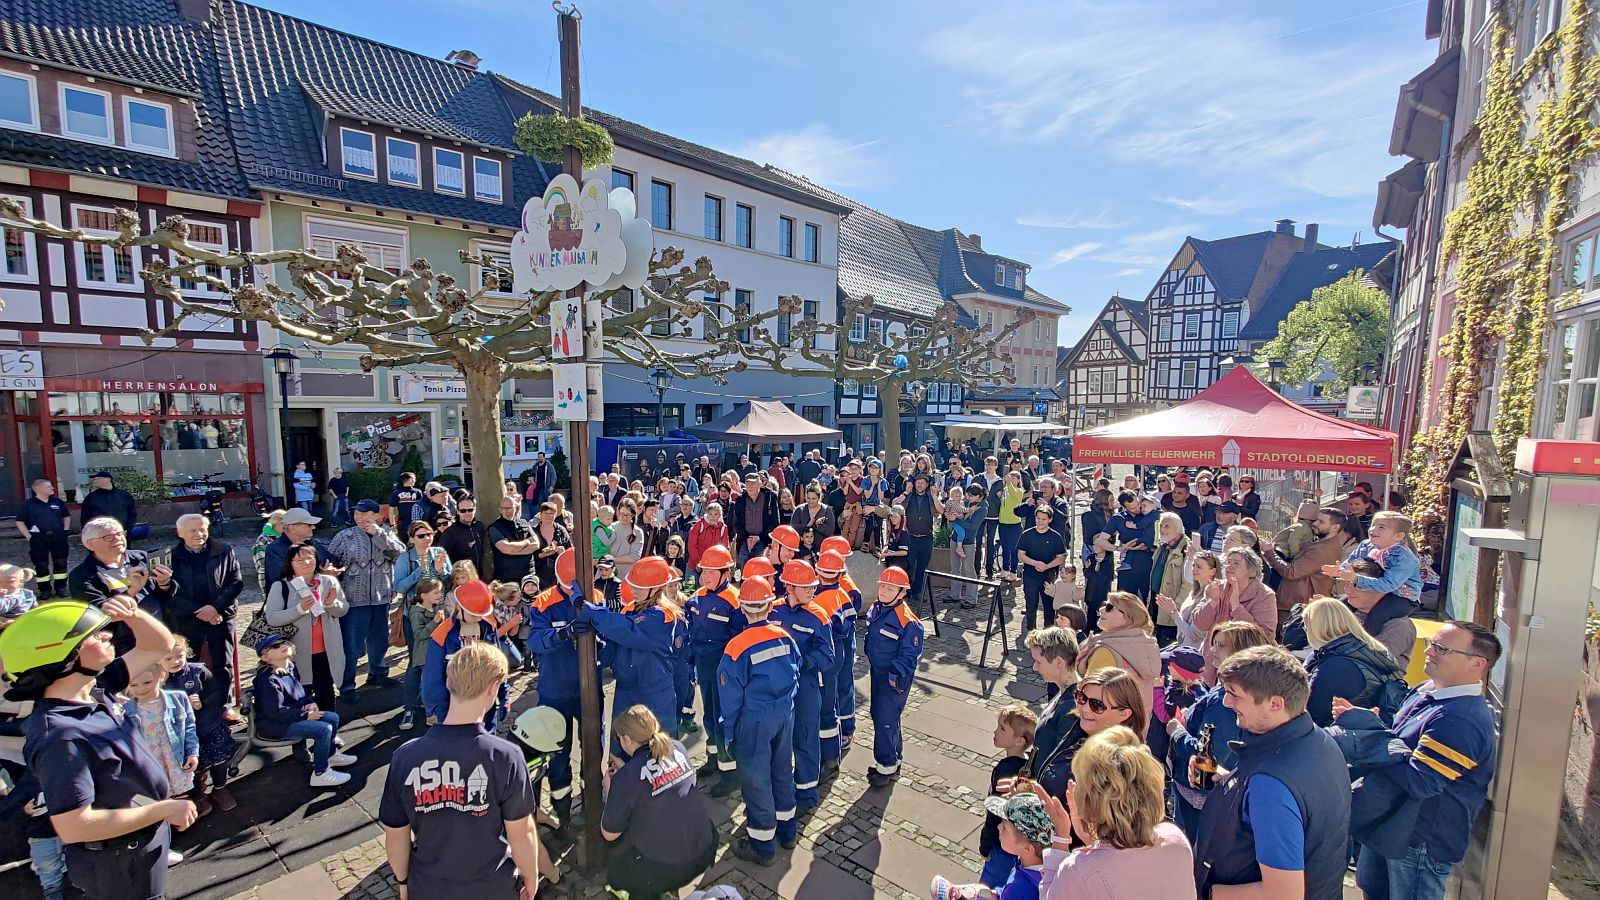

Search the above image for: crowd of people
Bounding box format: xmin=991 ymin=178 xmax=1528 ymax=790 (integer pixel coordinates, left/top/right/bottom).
xmin=0 ymin=442 xmax=1491 ymax=900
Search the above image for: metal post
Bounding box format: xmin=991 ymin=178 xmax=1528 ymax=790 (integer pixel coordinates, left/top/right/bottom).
xmin=277 ymin=371 xmax=292 ymax=506
xmin=554 ymin=4 xmax=605 ymax=872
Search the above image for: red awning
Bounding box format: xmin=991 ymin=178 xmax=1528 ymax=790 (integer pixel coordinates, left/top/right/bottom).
xmin=1073 ymin=367 xmax=1397 ymax=474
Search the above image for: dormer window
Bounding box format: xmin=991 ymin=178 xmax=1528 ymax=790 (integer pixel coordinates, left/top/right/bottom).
xmin=0 ymin=72 xmax=38 ymax=131
xmin=995 ymin=261 xmax=1024 ymax=291
xmin=61 ymin=85 xmax=112 ymax=143
xmin=124 ymin=98 xmax=174 ymax=156
xmin=340 ymin=128 xmax=376 ymax=179
xmin=473 ymin=157 xmax=502 ymax=201
xmin=435 ymin=148 xmax=465 ymax=195
xmin=387 ymin=137 xmax=420 ymax=186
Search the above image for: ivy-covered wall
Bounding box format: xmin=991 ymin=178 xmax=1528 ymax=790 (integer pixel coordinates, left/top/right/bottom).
xmin=1406 ymin=0 xmax=1600 ymax=530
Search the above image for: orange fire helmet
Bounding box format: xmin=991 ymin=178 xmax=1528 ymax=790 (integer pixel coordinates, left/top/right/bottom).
xmin=770 ymin=524 xmax=801 ymax=551
xmin=738 ymin=576 xmax=775 ymax=607
xmin=879 ymin=566 xmax=911 ymax=591
xmin=781 ymin=559 xmax=819 ymax=588
xmin=698 ymin=544 xmax=735 ymax=571
xmin=627 ymin=556 xmax=677 ymax=592
xmin=742 ymin=556 xmax=777 ymax=580
xmin=555 ymin=547 xmax=577 ymax=587
xmin=820 ymin=535 xmax=853 ymax=558
xmin=816 ymin=549 xmax=847 ymax=575
xmin=455 ymin=579 xmax=494 ymax=617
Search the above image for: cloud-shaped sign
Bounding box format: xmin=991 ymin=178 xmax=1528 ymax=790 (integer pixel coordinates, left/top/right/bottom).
xmin=596 ymin=186 xmax=651 ymax=293
xmin=511 ymin=174 xmax=637 ymax=293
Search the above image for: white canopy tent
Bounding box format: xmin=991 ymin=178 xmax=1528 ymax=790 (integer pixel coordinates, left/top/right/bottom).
xmin=930 ymin=412 xmax=1069 ymax=442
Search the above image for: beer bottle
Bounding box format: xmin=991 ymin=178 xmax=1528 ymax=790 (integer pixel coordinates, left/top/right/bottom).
xmin=1192 ymin=723 xmax=1218 ymax=790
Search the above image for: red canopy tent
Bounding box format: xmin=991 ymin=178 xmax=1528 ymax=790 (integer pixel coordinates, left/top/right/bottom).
xmin=1073 ymin=366 xmax=1398 ymax=474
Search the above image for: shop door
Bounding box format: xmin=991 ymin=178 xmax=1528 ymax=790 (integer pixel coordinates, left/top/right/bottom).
xmin=0 ymin=393 xmax=21 ymax=512
xmin=286 ymin=409 xmax=326 ymax=491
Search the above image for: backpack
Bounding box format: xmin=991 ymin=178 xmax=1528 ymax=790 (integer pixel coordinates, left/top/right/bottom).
xmin=1343 ymin=643 xmax=1409 ymax=722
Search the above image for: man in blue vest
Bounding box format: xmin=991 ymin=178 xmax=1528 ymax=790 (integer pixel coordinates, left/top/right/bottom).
xmin=687 ymin=543 xmax=742 ymax=796
xmin=718 ymin=576 xmax=801 ymax=866
xmin=1345 ymin=621 xmax=1499 ymax=900
xmin=1194 ymin=645 xmax=1350 ymax=900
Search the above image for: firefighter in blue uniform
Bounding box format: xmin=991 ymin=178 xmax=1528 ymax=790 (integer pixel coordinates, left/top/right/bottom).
xmin=812 ymin=547 xmax=853 ymax=775
xmin=770 ymin=559 xmax=835 ymax=812
xmin=764 ymin=525 xmax=801 ymax=600
xmin=522 ymin=547 xmax=587 ymax=825
xmin=866 ymin=565 xmax=924 ymax=787
xmin=579 ymin=555 xmax=681 ymax=736
xmin=819 ymin=534 xmax=862 ymax=748
xmin=718 ymin=576 xmax=801 ymax=866
xmin=687 ymin=543 xmax=742 ymax=795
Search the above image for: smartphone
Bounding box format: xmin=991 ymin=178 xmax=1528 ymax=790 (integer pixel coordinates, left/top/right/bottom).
xmin=147 ymin=547 xmax=171 ymax=570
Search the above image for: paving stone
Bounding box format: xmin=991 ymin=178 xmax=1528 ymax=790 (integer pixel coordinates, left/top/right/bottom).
xmin=849 ymin=829 xmax=979 ymax=896
xmin=253 ymin=864 xmax=344 ymax=900
xmin=903 ymin=707 xmax=1001 ymax=757
xmin=734 ymin=844 xmax=875 ymax=899
xmin=854 ymin=781 xmax=983 ymax=843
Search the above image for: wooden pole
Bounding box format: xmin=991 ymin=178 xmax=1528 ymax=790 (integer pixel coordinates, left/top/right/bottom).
xmin=555 ymin=5 xmax=605 ymax=871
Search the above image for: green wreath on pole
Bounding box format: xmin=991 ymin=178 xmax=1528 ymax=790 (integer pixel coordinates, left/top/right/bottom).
xmin=513 ymin=113 xmax=615 ymax=170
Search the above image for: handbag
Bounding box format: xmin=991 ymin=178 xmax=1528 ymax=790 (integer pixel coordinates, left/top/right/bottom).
xmin=239 ymin=607 xmax=297 ymax=649
xmin=388 ymin=605 xmax=407 ymax=648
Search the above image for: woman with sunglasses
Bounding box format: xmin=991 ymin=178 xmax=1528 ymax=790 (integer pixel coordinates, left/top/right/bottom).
xmin=1028 ymin=667 xmax=1148 ymax=802
xmin=1233 ymin=475 xmax=1262 ymax=522
xmin=1164 ymin=621 xmax=1272 ymax=841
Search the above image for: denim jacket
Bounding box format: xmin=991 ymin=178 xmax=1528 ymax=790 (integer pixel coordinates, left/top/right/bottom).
xmin=122 ymin=688 xmax=198 ymax=764
xmin=392 ymin=545 xmax=453 ymax=599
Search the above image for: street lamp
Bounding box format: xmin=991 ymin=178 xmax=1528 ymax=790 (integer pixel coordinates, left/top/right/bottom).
xmin=652 ymin=367 xmax=673 ymax=437
xmin=1267 ymin=358 xmax=1286 ymax=392
xmin=266 ymin=347 xmax=298 ymax=507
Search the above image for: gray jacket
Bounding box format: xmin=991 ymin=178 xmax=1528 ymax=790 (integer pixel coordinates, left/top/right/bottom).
xmin=327 ymin=525 xmax=405 ymax=607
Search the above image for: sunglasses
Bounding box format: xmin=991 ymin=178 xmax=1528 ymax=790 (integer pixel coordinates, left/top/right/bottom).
xmin=414 ymin=532 xmax=434 ymax=539
xmin=1073 ymin=688 xmax=1126 ymax=716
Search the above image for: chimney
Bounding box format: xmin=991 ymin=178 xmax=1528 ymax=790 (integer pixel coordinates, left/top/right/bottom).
xmin=1274 ymin=219 xmax=1296 ymax=236
xmin=1303 ymin=223 xmax=1319 ymax=248
xmin=177 ymin=0 xmax=215 ymax=23
xmin=445 ymin=50 xmax=482 ymax=72
xmin=969 ymin=233 xmax=982 ymax=250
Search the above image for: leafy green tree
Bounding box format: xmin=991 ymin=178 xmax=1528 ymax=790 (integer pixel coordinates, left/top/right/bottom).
xmin=1259 ymin=271 xmax=1389 ymax=394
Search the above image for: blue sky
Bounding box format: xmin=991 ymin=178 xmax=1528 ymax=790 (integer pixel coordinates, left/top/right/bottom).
xmin=253 ymin=0 xmax=1437 ymax=348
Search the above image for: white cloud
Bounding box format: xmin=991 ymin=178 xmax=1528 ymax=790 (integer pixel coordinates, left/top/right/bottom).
xmin=1115 ymin=267 xmax=1145 ymax=276
xmin=1038 ymin=242 xmax=1105 ymax=270
xmin=922 ymin=2 xmax=1425 ymax=202
xmin=734 ymin=124 xmax=887 ymax=189
xmin=1017 ymin=208 xmax=1128 ymax=229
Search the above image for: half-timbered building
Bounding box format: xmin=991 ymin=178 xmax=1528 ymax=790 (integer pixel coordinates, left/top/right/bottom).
xmin=1058 ymin=295 xmax=1153 ymax=430
xmin=0 ymin=0 xmax=267 ymax=517
xmin=1145 ymin=220 xmax=1311 ymax=402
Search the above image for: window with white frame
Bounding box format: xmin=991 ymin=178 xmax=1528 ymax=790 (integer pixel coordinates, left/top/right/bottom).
xmin=985 ymin=311 xmax=994 ymax=332
xmin=863 ymin=380 xmax=878 ymax=398
xmin=0 ymin=195 xmax=35 ymax=280
xmin=475 ymin=243 xmax=514 ymax=294
xmin=340 ymin=128 xmax=377 ymax=178
xmin=0 ymin=72 xmax=38 ymax=131
xmin=1565 ymin=227 xmax=1600 ymax=292
xmin=61 ymin=85 xmax=112 ymax=143
xmin=72 ymin=206 xmax=139 ymax=288
xmin=1222 ymin=311 xmax=1240 ymax=339
xmin=176 ymin=221 xmax=228 ymax=295
xmin=1152 ymin=365 xmax=1167 ymax=388
xmin=1184 ymin=313 xmax=1200 ymax=340
xmin=386 ymin=138 xmax=420 ymax=186
xmin=843 ymin=378 xmax=859 ymax=395
xmin=867 ymin=318 xmax=884 ymax=347
xmin=1546 ymin=316 xmax=1600 ymax=440
xmin=473 ymin=157 xmax=502 ymax=201
xmin=1088 ymin=370 xmax=1102 ymax=393
xmin=434 ymin=149 xmax=465 ymax=194
xmin=1158 ymin=318 xmax=1172 ymax=342
xmin=849 ymin=314 xmax=865 ymax=342
xmin=307 ymin=217 xmax=406 ymax=276
xmin=123 ymin=98 xmax=173 ymax=156
xmin=1180 ymin=360 xmax=1198 ymax=388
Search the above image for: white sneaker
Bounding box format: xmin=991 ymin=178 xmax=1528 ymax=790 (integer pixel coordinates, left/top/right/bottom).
xmin=309 ymin=768 xmax=351 ymax=787
xmin=167 ymin=850 xmax=184 ymax=865
xmin=328 ymin=751 xmax=358 ymax=768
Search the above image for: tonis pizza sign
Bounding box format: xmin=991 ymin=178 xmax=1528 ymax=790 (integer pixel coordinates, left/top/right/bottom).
xmin=510 ymin=173 xmax=652 ymax=294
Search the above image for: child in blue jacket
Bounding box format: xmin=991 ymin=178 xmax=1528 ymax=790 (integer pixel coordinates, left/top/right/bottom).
xmin=421 ymin=579 xmax=511 ymax=730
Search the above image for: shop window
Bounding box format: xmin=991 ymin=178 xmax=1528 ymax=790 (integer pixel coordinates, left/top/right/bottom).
xmin=46 ymin=390 xmax=252 ymax=493
xmin=72 ymin=206 xmax=140 ymax=289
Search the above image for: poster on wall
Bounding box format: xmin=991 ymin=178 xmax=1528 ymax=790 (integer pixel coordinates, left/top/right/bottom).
xmin=338 ymin=411 xmax=434 ymax=477
xmin=552 ymin=364 xmax=589 ymax=421
xmin=1446 ymin=492 xmax=1482 ymax=621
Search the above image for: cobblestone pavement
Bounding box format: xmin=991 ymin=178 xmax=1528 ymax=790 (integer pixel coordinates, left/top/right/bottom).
xmin=1 ymin=524 xmax=1054 ymax=899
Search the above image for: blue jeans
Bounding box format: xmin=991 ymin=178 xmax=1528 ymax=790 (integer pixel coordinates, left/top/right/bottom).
xmin=298 ymin=499 xmax=313 ymax=512
xmin=1356 ymin=843 xmax=1454 ymax=900
xmin=523 ymin=498 xmax=538 ymax=521
xmin=282 ymin=710 xmax=342 ymax=772
xmin=980 ymin=848 xmax=1018 ymax=889
xmin=341 ymin=604 xmax=391 ymax=692
xmin=405 ymin=664 xmax=425 ymax=716
xmin=29 ymin=835 xmax=66 ymax=896
xmin=330 ymin=496 xmax=350 ymax=524
xmin=998 ymin=521 xmax=1022 ymax=573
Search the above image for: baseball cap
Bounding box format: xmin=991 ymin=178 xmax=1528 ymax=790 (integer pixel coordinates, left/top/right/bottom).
xmin=92 ymin=470 xmax=113 ymax=479
xmin=981 ymin=792 xmax=1053 ymax=848
xmin=281 ymin=508 xmax=322 ymax=525
xmin=254 ymin=632 xmax=292 ymax=656
xmin=1216 ymin=500 xmax=1244 ymax=515
xmin=353 ymin=499 xmax=381 ymax=513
